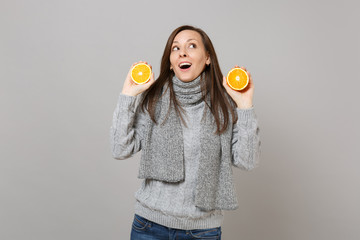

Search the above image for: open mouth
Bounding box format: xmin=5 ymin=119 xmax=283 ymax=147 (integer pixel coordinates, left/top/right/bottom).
xmin=179 ymin=62 xmax=192 ymax=70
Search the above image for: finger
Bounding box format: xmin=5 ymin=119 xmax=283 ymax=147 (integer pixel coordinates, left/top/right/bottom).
xmin=149 ymin=72 xmax=155 ymax=84
xmin=247 ymin=74 xmax=254 ymax=88
xmin=223 ymin=76 xmax=230 ymax=90
xmin=127 ymin=64 xmax=134 ymax=77
xmin=240 ymin=66 xmax=247 ymax=71
xmin=145 ymin=72 xmax=155 ymax=88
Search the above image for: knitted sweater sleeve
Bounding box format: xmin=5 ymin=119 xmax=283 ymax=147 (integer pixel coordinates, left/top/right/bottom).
xmin=110 ymin=93 xmax=147 ymax=160
xmin=231 ymin=108 xmax=261 ymax=170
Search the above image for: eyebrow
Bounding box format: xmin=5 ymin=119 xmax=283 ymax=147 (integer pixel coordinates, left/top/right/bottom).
xmin=172 ymin=39 xmax=198 ymax=44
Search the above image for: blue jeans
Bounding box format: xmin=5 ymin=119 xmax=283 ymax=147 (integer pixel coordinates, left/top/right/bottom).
xmin=130 ymin=214 xmax=222 ymax=240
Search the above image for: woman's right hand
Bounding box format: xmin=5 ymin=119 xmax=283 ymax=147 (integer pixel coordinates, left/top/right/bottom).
xmin=121 ymin=61 xmax=156 ymax=97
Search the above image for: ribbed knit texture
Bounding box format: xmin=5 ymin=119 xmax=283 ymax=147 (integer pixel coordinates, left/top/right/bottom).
xmin=110 ymin=75 xmax=261 ymax=229
xmin=134 ymin=98 xmax=225 ymax=229
xmin=138 ymin=75 xmax=242 ymax=211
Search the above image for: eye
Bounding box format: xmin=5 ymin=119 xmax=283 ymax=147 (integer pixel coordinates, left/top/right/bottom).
xmin=172 ymin=46 xmax=179 ymax=51
xmin=189 ymin=43 xmax=196 ymax=48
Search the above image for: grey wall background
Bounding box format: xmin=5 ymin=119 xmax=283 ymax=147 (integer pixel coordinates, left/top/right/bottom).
xmin=1 ymin=0 xmax=359 ymax=239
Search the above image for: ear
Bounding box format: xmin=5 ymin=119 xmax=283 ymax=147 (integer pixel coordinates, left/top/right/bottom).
xmin=205 ymin=53 xmax=211 ymax=65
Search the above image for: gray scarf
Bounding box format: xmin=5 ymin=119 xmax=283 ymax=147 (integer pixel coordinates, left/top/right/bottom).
xmin=138 ymin=74 xmax=239 ymax=211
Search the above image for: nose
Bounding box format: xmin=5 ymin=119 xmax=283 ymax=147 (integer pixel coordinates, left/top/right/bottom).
xmin=179 ymin=48 xmax=187 ymax=57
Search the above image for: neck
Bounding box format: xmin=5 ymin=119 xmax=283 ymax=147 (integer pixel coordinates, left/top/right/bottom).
xmin=172 ymin=74 xmax=203 ymax=106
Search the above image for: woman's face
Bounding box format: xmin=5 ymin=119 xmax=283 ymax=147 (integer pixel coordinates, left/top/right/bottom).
xmin=170 ymin=30 xmax=210 ymax=82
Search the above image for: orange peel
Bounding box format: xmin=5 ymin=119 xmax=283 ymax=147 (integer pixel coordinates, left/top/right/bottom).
xmin=226 ymin=67 xmax=249 ymax=91
xmin=130 ymin=63 xmax=152 ymax=84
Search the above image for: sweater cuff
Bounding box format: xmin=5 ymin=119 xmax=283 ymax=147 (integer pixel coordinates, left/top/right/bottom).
xmin=236 ymin=107 xmax=255 ymax=122
xmin=117 ymin=93 xmax=137 ymax=110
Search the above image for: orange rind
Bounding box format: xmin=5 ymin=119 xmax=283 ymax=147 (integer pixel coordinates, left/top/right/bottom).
xmin=131 ymin=63 xmax=152 ymax=84
xmin=226 ymin=67 xmax=249 ymax=91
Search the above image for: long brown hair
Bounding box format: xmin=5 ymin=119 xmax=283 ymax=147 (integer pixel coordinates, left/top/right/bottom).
xmin=140 ymin=25 xmax=238 ymax=135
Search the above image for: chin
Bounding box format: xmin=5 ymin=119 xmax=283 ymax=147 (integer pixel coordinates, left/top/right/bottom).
xmin=175 ymin=73 xmax=200 ymax=82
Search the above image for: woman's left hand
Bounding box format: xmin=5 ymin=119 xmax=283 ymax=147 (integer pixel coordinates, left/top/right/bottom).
xmin=222 ymin=66 xmax=254 ymax=109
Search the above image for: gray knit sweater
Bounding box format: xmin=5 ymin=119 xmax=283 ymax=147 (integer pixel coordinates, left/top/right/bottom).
xmin=110 ymin=90 xmax=260 ymax=230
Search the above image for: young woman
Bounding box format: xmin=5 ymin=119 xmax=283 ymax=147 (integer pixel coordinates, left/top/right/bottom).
xmin=110 ymin=25 xmax=261 ymax=240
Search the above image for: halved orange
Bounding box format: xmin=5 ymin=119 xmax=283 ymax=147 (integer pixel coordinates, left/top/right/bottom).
xmin=131 ymin=63 xmax=152 ymax=84
xmin=226 ymin=67 xmax=249 ymax=91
